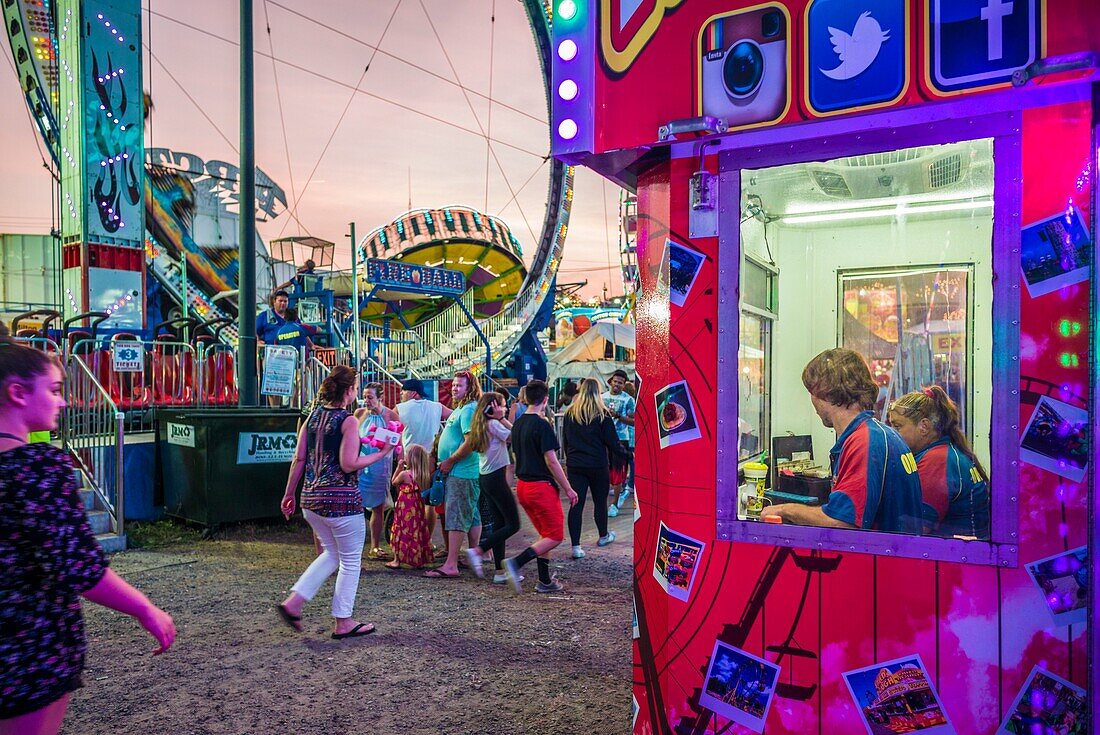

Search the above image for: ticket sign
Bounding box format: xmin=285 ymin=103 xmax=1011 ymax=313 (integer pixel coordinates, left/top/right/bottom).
xmin=111 ymin=341 xmax=144 ymax=372
xmin=365 ymin=258 xmax=465 ymax=297
xmin=261 ymin=345 xmax=298 ymax=397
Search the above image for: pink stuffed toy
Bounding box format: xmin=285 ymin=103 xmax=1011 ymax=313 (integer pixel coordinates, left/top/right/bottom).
xmin=361 ymin=420 xmax=404 ymax=456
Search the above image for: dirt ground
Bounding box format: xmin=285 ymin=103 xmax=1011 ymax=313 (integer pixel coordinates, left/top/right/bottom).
xmin=63 ymin=499 xmax=633 ymax=735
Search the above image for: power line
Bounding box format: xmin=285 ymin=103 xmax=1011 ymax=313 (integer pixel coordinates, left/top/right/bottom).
xmin=142 ymin=6 xmax=547 ymax=161
xmin=264 ymin=0 xmax=545 ymax=125
xmin=145 ymin=46 xmax=239 ymax=153
xmin=262 ymin=0 xmax=305 ymax=237
xmin=276 ymin=0 xmax=404 ymax=239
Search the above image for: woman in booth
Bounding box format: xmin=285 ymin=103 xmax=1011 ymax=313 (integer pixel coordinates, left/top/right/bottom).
xmin=888 ymin=386 xmax=990 ymax=539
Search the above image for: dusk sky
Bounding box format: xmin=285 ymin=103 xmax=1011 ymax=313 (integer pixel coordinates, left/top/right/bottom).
xmin=0 ymin=0 xmax=625 ymax=299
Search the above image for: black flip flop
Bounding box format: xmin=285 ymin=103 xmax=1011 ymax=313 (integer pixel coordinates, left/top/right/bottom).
xmin=277 ymin=604 xmax=303 ymax=632
xmin=331 ymin=622 xmax=376 ymax=639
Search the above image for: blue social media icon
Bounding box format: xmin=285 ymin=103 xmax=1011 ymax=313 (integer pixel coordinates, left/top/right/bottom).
xmin=930 ymin=0 xmax=1040 ymax=92
xmin=807 ymin=0 xmax=907 ymax=114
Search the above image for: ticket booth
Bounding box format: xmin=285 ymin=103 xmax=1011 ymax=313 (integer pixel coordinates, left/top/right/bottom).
xmin=552 ymin=2 xmax=1099 ymax=732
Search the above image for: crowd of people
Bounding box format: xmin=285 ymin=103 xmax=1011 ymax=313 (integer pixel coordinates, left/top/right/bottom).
xmin=278 ymin=369 xmax=637 ymax=635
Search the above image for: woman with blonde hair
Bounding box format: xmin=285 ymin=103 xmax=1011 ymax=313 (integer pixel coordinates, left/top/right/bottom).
xmin=888 ymin=385 xmax=990 ymax=539
xmin=562 ymin=378 xmax=631 ymax=558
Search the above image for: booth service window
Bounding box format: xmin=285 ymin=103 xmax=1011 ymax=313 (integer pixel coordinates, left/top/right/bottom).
xmin=733 ymin=137 xmax=995 ymax=547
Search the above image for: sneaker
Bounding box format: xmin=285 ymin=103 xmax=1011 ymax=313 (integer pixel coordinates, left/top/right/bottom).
xmin=571 ymin=546 xmax=586 ymax=559
xmin=617 ymin=488 xmax=632 ymax=507
xmin=465 ymin=547 xmax=485 ymax=579
xmin=493 ymin=571 xmax=524 ymax=585
xmin=502 ymin=557 xmax=523 ymax=593
xmin=535 ymin=578 xmax=565 ymax=594
xmin=598 ymin=531 xmax=617 ymax=547
xmin=607 ymin=504 xmax=620 ymax=518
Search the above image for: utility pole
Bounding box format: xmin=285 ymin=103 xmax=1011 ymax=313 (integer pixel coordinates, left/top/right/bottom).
xmin=238 ymin=0 xmax=258 ymax=406
xmin=349 ymin=222 xmax=361 ymax=382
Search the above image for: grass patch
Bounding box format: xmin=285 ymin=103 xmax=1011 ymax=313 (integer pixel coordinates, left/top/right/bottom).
xmin=126 ymin=520 xmax=203 ymax=549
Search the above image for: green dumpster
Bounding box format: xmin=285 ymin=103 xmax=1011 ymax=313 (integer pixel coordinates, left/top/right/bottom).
xmin=158 ymin=408 xmax=302 ymax=527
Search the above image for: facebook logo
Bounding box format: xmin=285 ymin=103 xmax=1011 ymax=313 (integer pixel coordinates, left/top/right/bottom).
xmin=930 ymin=0 xmax=1041 ymax=92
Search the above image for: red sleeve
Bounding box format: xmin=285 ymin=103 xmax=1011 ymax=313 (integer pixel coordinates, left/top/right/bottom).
xmin=831 ymin=426 xmax=870 ymax=527
xmin=917 ymin=445 xmax=949 ymax=521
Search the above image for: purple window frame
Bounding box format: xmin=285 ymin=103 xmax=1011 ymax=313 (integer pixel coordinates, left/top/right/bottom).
xmin=714 ymin=107 xmax=1023 ymax=567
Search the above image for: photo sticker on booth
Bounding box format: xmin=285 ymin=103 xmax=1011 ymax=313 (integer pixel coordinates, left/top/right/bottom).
xmin=654 ymin=380 xmax=701 ymax=448
xmin=698 ymin=640 xmax=781 ymax=734
xmin=1024 ymin=545 xmax=1088 ymax=627
xmin=842 ymin=654 xmax=955 ymax=735
xmin=1019 ymin=395 xmax=1089 ymax=483
xmin=666 ymin=239 xmax=706 ymax=307
xmin=652 ymin=522 xmax=704 ymax=601
xmin=1020 ymin=206 xmax=1092 ymax=298
xmin=996 ymin=666 xmax=1086 ymax=735
xmin=697 ymin=4 xmax=790 ymax=129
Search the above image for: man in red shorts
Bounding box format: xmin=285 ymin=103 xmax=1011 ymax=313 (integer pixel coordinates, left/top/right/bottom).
xmin=503 ymin=379 xmax=579 ymax=593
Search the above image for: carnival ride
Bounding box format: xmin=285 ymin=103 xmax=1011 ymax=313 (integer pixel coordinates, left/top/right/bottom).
xmin=4 ymin=0 xmax=571 ymax=381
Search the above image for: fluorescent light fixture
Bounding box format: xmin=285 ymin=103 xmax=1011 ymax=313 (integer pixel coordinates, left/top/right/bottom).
xmin=782 ymin=200 xmax=993 ymax=225
xmin=783 ymin=190 xmax=991 ymax=215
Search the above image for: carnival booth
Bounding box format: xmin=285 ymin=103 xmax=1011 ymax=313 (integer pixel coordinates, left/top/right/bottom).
xmin=552 ymin=1 xmax=1098 ymax=732
xmin=548 ymin=321 xmax=636 ymax=384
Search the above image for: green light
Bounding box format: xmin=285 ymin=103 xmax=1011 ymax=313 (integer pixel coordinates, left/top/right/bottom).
xmin=1060 ymin=353 xmax=1080 ymax=368
xmin=558 ymin=0 xmax=578 ymax=21
xmin=1058 ymin=319 xmax=1082 ymax=337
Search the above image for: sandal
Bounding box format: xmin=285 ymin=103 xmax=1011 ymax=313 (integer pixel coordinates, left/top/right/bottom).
xmin=423 ymin=568 xmax=461 ymax=578
xmin=366 ymin=547 xmax=391 ymax=561
xmin=384 ymin=560 xmax=401 ymax=570
xmin=331 ymin=622 xmax=376 ymax=639
xmin=276 ymin=604 xmax=303 ymax=632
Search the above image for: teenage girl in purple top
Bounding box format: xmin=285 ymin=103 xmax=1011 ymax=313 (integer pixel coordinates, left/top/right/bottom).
xmin=278 ymin=365 xmax=394 ymax=639
xmin=0 ymin=339 xmax=175 ymax=735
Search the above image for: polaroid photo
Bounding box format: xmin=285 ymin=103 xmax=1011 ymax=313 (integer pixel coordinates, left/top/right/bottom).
xmin=632 ymin=694 xmax=640 ymax=729
xmin=1020 ymin=395 xmax=1089 ymax=483
xmin=632 ymin=595 xmax=639 ymax=639
xmin=843 ymin=655 xmax=955 ymax=735
xmin=1025 ymin=545 xmax=1088 ymax=627
xmin=1021 ymin=206 xmax=1092 ymax=298
xmin=698 ymin=640 xmax=781 ymax=734
xmin=652 ymin=521 xmax=705 ymax=602
xmin=666 ymin=239 xmax=706 ymax=307
xmin=654 ymin=380 xmax=702 ymax=449
xmin=996 ymin=666 xmax=1086 ymax=735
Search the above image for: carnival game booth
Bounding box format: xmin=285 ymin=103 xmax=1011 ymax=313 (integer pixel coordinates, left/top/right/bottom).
xmin=551 ymin=1 xmax=1099 ymax=732
xmin=547 ymin=320 xmax=636 ymax=384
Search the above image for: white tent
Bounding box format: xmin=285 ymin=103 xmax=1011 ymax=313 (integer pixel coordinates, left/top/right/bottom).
xmin=548 ymin=321 xmax=635 ymax=383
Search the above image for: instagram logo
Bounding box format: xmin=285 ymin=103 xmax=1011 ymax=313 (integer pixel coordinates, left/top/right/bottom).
xmin=698 ymin=5 xmax=789 ymax=128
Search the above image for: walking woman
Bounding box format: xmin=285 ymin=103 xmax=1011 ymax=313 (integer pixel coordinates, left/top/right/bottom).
xmin=279 ymin=365 xmax=394 ymax=638
xmin=562 ymin=378 xmax=630 ymax=558
xmin=1 ymin=339 xmax=175 ymax=735
xmin=354 ymin=381 xmax=399 ymax=560
xmin=465 ymin=392 xmax=522 ymax=584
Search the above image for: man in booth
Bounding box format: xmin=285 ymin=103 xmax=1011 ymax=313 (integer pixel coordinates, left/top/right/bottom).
xmin=761 ymin=348 xmax=923 ymax=533
xmin=256 ymin=290 xmax=290 ymax=346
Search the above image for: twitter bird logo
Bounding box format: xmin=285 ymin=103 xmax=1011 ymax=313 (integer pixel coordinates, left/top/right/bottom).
xmin=819 ymin=11 xmax=890 ymax=81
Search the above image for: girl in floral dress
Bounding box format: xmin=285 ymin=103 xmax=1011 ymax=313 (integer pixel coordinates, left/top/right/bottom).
xmin=386 ymin=444 xmax=435 ymax=569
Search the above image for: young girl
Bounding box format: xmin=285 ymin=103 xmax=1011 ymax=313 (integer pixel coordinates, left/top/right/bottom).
xmin=386 ymin=444 xmax=435 ymax=569
xmin=0 ymin=339 xmax=175 ymax=735
xmin=465 ymin=392 xmax=521 ymax=583
xmin=888 ymin=385 xmax=990 ymax=539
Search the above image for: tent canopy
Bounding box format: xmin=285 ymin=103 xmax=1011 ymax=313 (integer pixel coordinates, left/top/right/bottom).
xmin=548 ymin=321 xmax=635 ymax=383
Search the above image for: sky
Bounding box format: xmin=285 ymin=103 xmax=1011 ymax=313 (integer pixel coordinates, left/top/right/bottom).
xmin=0 ymin=0 xmax=625 ymax=299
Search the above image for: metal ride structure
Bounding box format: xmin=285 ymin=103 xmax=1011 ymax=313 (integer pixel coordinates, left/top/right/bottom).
xmin=7 ymin=0 xmax=575 ymax=384
xmin=353 ymin=0 xmax=574 ymax=380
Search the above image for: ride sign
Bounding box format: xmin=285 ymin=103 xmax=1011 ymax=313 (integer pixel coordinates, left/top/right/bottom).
xmin=365 ymin=258 xmax=465 ymax=297
xmin=111 ymin=341 xmax=144 ymax=372
xmin=260 ymin=345 xmax=298 ymax=397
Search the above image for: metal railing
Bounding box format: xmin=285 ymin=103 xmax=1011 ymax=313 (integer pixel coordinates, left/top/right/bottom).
xmin=300 ymin=354 xmax=330 ymax=408
xmin=64 ymin=354 xmax=125 ymax=538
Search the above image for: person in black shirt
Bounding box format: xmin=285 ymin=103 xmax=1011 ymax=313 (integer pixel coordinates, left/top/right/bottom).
xmin=562 ymin=378 xmax=630 ymax=558
xmin=503 ymin=380 xmax=578 ymax=593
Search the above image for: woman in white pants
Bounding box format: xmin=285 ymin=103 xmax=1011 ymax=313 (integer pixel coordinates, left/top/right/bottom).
xmin=278 ymin=365 xmax=394 ymax=638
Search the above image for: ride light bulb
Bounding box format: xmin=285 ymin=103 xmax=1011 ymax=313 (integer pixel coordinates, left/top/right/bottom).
xmin=558 ymin=79 xmax=578 ymax=100
xmin=557 ymin=39 xmax=578 ymax=61
xmin=558 ymin=0 xmax=577 ymax=21
xmin=558 ymin=118 xmax=578 ymax=140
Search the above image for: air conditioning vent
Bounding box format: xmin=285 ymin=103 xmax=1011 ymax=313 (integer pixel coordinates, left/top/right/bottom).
xmin=927 ymin=154 xmax=963 ymax=189
xmin=811 ymin=170 xmax=852 ymax=198
xmin=841 ymin=148 xmax=931 ymax=167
